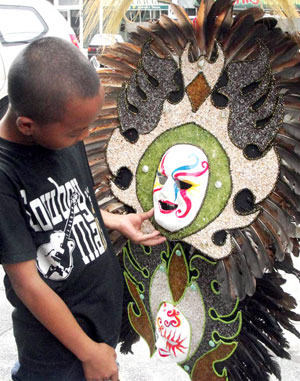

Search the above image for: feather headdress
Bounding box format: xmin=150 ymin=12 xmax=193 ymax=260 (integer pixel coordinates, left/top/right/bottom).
xmin=84 ymin=1 xmax=300 ymax=379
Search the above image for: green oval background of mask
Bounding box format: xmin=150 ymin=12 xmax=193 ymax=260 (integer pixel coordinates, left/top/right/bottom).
xmin=136 ymin=123 xmax=232 ymax=240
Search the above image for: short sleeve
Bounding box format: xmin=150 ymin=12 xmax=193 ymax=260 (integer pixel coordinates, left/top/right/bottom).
xmin=0 ymin=192 xmax=36 ymax=264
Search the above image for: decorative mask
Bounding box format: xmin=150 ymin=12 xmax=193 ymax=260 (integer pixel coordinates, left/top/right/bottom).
xmin=153 ymin=144 xmax=209 ymax=232
xmin=155 ymin=302 xmax=191 ymax=363
xmin=100 ymin=1 xmax=300 ymax=380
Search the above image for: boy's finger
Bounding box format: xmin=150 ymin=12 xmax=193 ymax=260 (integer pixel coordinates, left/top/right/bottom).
xmin=141 ymin=229 xmax=161 ymax=239
xmin=140 ymin=235 xmax=166 ymax=246
xmin=140 ymin=208 xmax=154 ymax=220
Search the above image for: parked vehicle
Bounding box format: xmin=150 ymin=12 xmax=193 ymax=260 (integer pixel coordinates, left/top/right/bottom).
xmin=87 ymin=33 xmax=124 ymax=61
xmin=0 ymin=0 xmax=79 ymax=118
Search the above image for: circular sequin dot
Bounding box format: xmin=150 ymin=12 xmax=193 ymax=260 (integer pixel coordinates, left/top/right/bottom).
xmin=175 ymin=249 xmax=182 ymax=256
xmin=284 ymin=114 xmax=293 ymax=122
xmin=209 ymin=340 xmax=215 ymax=348
xmin=184 ymin=365 xmax=190 ymax=371
xmin=159 ymin=265 xmax=165 ymax=272
xmin=139 ymin=294 xmax=145 ymax=300
xmin=215 ymin=181 xmax=222 ymax=189
xmin=190 ymin=284 xmax=196 ymax=291
xmin=142 ymin=165 xmax=149 ymax=173
xmin=198 ymin=59 xmax=205 ymax=68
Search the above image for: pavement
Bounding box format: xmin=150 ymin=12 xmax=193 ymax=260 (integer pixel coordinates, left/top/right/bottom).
xmin=1 ymin=264 xmax=300 ymax=381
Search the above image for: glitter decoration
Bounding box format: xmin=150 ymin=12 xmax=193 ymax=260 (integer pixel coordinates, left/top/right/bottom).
xmin=186 ymin=73 xmax=211 ymax=112
xmin=118 ymin=41 xmax=183 ymax=135
xmin=182 ymin=255 xmax=241 ymax=373
xmin=175 ymin=249 xmax=182 ymax=256
xmin=122 ymin=241 xmax=241 ymax=378
xmin=107 ymin=41 xmax=280 ymax=259
xmin=140 ymin=293 xmax=145 ymax=300
xmin=150 ymin=266 xmax=173 ymax=320
xmin=142 ymin=165 xmax=149 ymax=173
xmin=220 ymin=43 xmax=284 ymax=152
xmin=169 ymin=245 xmax=189 ymax=303
xmin=215 ymin=181 xmax=222 ymax=188
xmin=184 ymin=365 xmax=190 ymax=371
xmin=181 ymin=43 xmax=225 ymax=88
xmin=209 ymin=340 xmax=215 ymax=347
xmin=123 ymin=242 xmax=168 ymax=322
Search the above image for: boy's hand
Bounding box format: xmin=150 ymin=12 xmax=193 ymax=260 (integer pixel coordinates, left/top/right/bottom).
xmin=82 ymin=342 xmax=118 ymax=381
xmin=102 ymin=209 xmax=166 ymax=246
xmin=118 ymin=209 xmax=166 ymax=246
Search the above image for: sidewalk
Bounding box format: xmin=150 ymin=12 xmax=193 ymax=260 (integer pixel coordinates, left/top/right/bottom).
xmin=1 ymin=266 xmax=300 ymax=380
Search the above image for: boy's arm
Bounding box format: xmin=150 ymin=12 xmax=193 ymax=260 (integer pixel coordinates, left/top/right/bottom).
xmin=101 ymin=209 xmax=166 ymax=246
xmin=3 ymin=259 xmax=119 ymax=381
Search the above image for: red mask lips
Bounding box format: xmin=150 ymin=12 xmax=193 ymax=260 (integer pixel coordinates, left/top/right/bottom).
xmin=159 ymin=200 xmax=178 ymax=214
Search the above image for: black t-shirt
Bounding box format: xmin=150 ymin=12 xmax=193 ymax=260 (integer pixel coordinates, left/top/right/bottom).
xmin=0 ymin=138 xmax=123 ymax=366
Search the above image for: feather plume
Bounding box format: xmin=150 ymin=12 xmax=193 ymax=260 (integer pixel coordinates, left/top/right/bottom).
xmin=159 ymin=14 xmax=187 ymax=52
xmin=204 ymin=0 xmax=233 ymax=60
xmin=90 ymin=4 xmax=300 ymax=379
xmin=171 ymin=3 xmax=199 ymax=60
xmin=233 ymin=231 xmax=264 ymax=279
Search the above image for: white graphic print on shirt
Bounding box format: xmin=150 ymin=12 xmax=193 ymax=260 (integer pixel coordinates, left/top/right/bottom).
xmin=20 ymin=177 xmax=107 ymax=281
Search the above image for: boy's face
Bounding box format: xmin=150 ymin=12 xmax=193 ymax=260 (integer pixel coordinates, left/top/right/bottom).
xmin=30 ymin=87 xmax=104 ymax=150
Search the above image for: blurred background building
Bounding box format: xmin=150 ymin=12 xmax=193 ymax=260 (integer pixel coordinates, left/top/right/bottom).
xmin=46 ymin=0 xmax=300 ymax=48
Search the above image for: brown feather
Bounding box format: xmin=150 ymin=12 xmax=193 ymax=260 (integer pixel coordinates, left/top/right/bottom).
xmin=225 ymin=22 xmax=268 ymax=63
xmin=233 ymin=7 xmax=265 ymax=26
xmin=269 ymin=39 xmax=298 ymax=66
xmin=204 ymin=0 xmax=234 ymax=59
xmin=103 ymin=45 xmax=140 ymax=68
xmin=195 ymin=0 xmax=215 ymax=53
xmin=147 ymin=20 xmax=182 ymax=56
xmin=273 ymin=53 xmax=300 ymax=77
xmin=222 ymin=13 xmax=256 ymax=56
xmin=258 ymin=210 xmax=288 ymax=261
xmin=233 ymin=231 xmax=264 ymax=278
xmin=255 ymin=216 xmax=282 ymax=261
xmin=246 ymin=223 xmax=274 ymax=269
xmin=276 ymin=132 xmax=300 ymax=160
xmin=135 ymin=26 xmax=172 ymax=57
xmin=159 ymin=14 xmax=187 ymax=51
xmin=98 ymin=55 xmax=135 ymax=75
xmin=281 ymin=120 xmax=300 ymax=141
xmin=171 ymin=3 xmax=199 ymax=60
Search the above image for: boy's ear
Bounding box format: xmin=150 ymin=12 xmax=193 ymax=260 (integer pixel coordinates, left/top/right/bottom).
xmin=16 ymin=116 xmax=36 ymax=136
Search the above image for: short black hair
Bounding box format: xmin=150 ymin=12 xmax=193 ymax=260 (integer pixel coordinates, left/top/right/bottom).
xmin=8 ymin=36 xmax=100 ymax=125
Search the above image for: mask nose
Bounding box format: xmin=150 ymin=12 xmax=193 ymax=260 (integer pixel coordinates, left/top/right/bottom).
xmin=160 ymin=177 xmax=177 ymax=201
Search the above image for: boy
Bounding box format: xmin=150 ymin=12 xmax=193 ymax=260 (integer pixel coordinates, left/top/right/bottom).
xmin=0 ymin=37 xmax=164 ymax=381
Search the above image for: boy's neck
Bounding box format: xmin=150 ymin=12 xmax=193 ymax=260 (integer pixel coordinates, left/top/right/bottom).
xmin=0 ymin=109 xmax=33 ymax=145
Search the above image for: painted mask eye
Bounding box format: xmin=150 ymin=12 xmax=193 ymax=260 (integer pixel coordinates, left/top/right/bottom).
xmin=158 ymin=172 xmax=168 ymax=185
xmin=176 ymin=180 xmax=192 ymax=190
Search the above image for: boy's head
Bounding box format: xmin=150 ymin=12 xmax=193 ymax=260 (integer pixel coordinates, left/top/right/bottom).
xmin=7 ymin=36 xmax=103 ymax=149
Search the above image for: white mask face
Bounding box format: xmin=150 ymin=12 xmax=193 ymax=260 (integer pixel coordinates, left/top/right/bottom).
xmin=153 ymin=144 xmax=209 ymax=232
xmin=155 ymin=302 xmax=191 ymax=363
